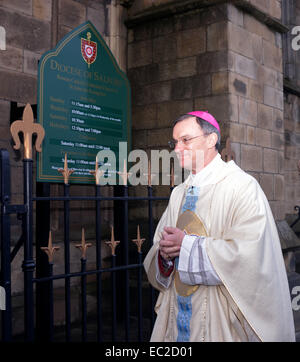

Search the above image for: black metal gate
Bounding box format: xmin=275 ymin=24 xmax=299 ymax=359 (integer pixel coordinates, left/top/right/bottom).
xmin=0 ymin=139 xmax=169 ymax=341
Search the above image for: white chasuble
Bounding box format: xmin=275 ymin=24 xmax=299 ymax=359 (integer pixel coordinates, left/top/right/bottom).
xmin=144 ymin=154 xmax=295 ymax=342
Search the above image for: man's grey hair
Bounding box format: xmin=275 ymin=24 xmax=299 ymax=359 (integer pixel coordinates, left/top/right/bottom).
xmin=172 ymin=114 xmax=221 ymax=152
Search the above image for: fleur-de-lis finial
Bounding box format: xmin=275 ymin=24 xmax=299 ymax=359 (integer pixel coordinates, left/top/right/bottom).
xmin=89 ymin=158 xmax=104 ymax=185
xmin=10 ymin=103 xmax=45 ymax=159
xmin=58 ymin=153 xmax=74 ymax=184
xmin=132 ymin=225 xmax=145 ymax=253
xmin=221 ymin=138 xmax=235 ymax=163
xmin=75 ymin=228 xmax=92 ymax=260
xmin=105 ymin=226 xmax=120 ymax=256
xmin=41 ymin=231 xmax=60 ymax=263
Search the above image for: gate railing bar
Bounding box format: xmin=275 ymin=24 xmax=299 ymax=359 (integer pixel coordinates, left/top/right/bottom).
xmin=111 ymin=254 xmax=117 ymax=342
xmin=95 ymin=185 xmax=103 ymax=342
xmin=137 ymin=250 xmax=143 ymax=341
xmin=147 ymin=185 xmax=156 ymax=329
xmin=47 ymin=260 xmax=55 ymax=342
xmin=80 ymin=256 xmax=87 ymax=342
xmin=33 ymin=195 xmax=169 ymax=201
xmin=63 ymin=183 xmax=71 ymax=342
xmin=22 ymin=159 xmax=35 ymax=342
xmin=32 ymin=263 xmax=142 ymax=282
xmin=0 ymin=149 xmax=12 ymax=341
xmin=123 ymin=185 xmax=130 ymax=341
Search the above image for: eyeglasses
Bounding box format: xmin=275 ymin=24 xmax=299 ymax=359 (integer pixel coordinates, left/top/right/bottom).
xmin=168 ymin=134 xmax=207 ymax=149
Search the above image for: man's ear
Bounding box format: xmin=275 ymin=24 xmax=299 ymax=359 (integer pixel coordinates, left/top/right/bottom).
xmin=207 ymin=133 xmax=218 ymax=149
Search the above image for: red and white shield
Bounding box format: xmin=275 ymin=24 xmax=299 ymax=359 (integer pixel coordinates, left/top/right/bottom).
xmin=81 ymin=36 xmax=97 ymax=66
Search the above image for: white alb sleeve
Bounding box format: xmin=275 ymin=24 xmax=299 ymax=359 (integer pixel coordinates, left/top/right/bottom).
xmin=178 ymin=234 xmax=222 ymax=285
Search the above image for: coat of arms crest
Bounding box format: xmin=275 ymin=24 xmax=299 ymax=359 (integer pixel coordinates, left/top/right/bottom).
xmin=81 ymin=32 xmax=97 ymax=67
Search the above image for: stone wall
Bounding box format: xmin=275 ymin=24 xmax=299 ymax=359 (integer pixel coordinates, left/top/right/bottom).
xmin=283 ymin=0 xmax=300 ymax=228
xmin=127 ymin=0 xmax=286 ymax=220
xmin=0 ymin=0 xmax=109 ymax=244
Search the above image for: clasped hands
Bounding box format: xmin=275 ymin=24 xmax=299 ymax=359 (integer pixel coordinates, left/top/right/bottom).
xmin=159 ymin=226 xmax=185 ymax=261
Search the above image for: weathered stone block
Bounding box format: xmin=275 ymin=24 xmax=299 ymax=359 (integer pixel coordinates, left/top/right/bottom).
xmin=0 ymin=45 xmax=23 ymax=72
xmin=23 ymin=50 xmax=40 ymax=76
xmin=263 ymin=40 xmax=283 ymax=72
xmin=241 ymin=144 xmax=262 ymax=171
xmin=147 ymin=127 xmax=172 ymax=148
xmin=128 ymin=39 xmax=153 ymax=69
xmin=153 ymin=34 xmax=177 ymax=63
xmin=0 ymin=69 xmax=37 ymax=104
xmin=272 ymin=131 xmax=284 ymax=150
xmin=171 ymin=77 xmax=192 ymax=100
xmin=248 ymin=79 xmax=264 ymax=103
xmin=197 ymin=50 xmax=232 ymax=74
xmin=263 ymin=148 xmax=278 ymax=173
xmin=264 ymin=85 xmax=283 ymax=110
xmin=58 ymin=0 xmax=86 ymax=29
xmin=212 ymin=72 xmax=228 ymax=94
xmin=239 ymin=97 xmax=258 ymax=126
xmin=274 ymin=174 xmax=285 ymax=201
xmin=256 ymin=128 xmax=272 ymax=147
xmin=252 ymin=33 xmax=263 ymax=64
xmin=132 ymin=104 xmax=157 ymax=130
xmin=246 ymin=126 xmax=256 ymax=145
xmin=228 ymin=22 xmax=253 ymax=58
xmin=227 ymin=3 xmax=244 ymax=27
xmin=229 ymin=72 xmax=248 ymax=96
xmin=207 ymin=21 xmax=228 ymax=52
xmin=157 ymin=100 xmax=193 ymax=128
xmin=0 ymin=9 xmax=51 ymax=52
xmin=177 ymin=27 xmax=206 ymax=58
xmin=229 ymin=122 xmax=246 ymax=143
xmin=87 ymin=4 xmax=106 ymax=35
xmin=1 ymin=0 xmax=32 ymax=16
xmin=244 ymin=13 xmax=274 ymax=43
xmin=158 ymin=57 xmax=197 ymax=81
xmin=192 ymin=74 xmax=211 ymax=97
xmin=33 ymin=0 xmax=52 ymax=21
xmin=259 ymin=173 xmax=274 ymax=200
xmin=0 ymin=99 xmax=10 ymax=126
xmin=234 ymin=53 xmax=258 ymax=80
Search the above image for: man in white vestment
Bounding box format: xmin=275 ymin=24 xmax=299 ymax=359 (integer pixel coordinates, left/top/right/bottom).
xmin=144 ymin=111 xmax=295 ymax=342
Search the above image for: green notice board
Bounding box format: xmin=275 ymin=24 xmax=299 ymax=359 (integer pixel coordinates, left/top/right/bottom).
xmin=37 ymin=21 xmax=131 ymax=184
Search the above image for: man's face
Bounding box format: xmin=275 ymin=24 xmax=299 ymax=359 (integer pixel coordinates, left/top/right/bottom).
xmin=172 ymin=117 xmax=212 ymax=173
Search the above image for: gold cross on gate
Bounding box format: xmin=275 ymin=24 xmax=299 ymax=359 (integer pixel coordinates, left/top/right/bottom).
xmin=75 ymin=228 xmax=92 ymax=260
xmin=132 ymin=225 xmax=145 ymax=253
xmin=10 ymin=103 xmax=45 ymax=159
xmin=40 ymin=231 xmax=60 ymax=263
xmin=58 ymin=153 xmax=75 ymax=184
xmin=105 ymin=226 xmax=120 ymax=256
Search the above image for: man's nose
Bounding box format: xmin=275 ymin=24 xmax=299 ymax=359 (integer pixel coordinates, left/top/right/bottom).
xmin=174 ymin=140 xmax=184 ymax=152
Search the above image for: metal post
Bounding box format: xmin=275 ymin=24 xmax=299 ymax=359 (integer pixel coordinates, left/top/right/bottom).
xmin=95 ymin=185 xmax=102 ymax=342
xmin=22 ymin=159 xmax=35 ymax=341
xmin=35 ymin=182 xmax=51 ymax=341
xmin=64 ymin=183 xmax=71 ymax=341
xmin=0 ymin=149 xmax=12 ymax=341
